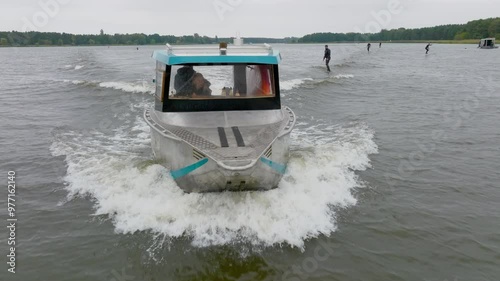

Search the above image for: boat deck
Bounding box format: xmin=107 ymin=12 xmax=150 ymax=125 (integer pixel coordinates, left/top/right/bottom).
xmin=145 ymin=107 xmax=295 ymax=162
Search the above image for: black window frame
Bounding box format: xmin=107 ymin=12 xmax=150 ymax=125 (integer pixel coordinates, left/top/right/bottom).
xmin=155 ymin=63 xmax=281 ymax=112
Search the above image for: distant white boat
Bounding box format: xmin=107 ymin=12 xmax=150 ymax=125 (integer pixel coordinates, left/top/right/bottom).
xmin=478 ymin=38 xmax=498 ymax=49
xmin=145 ymin=40 xmax=295 ymax=193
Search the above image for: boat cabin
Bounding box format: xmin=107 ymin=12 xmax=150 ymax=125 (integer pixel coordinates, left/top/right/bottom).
xmin=479 ymin=38 xmax=496 ymax=49
xmin=152 ymin=43 xmax=282 ymax=112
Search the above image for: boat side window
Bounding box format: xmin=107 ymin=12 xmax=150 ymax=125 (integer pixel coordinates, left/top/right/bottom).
xmin=155 ymin=62 xmax=167 ymax=102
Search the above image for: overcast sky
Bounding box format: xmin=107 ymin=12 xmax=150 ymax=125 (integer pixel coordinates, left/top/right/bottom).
xmin=2 ymin=0 xmax=499 ymax=37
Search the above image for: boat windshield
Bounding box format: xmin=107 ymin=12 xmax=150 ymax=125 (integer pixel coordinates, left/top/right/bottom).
xmin=168 ymin=64 xmax=276 ymax=100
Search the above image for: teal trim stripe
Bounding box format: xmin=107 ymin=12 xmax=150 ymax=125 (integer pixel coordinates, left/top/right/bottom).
xmin=153 ymin=50 xmax=281 ymax=65
xmin=170 ymin=158 xmax=208 ymax=180
xmin=260 ymin=157 xmax=287 ymax=174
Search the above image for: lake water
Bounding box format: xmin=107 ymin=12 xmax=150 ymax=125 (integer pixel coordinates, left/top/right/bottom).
xmin=1 ymin=43 xmax=499 ymax=281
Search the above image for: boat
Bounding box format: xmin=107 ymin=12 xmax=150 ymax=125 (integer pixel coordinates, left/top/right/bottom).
xmin=144 ymin=40 xmax=296 ymax=193
xmin=478 ymin=38 xmax=498 ymax=49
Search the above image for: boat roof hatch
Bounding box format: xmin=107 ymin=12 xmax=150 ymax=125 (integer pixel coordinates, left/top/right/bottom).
xmin=152 ymin=43 xmax=282 ymax=65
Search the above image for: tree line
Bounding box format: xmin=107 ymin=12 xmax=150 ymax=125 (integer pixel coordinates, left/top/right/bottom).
xmin=1 ymin=17 xmax=498 ymax=47
xmin=299 ymin=18 xmax=500 ymax=43
xmin=0 ymin=30 xmax=296 ymax=47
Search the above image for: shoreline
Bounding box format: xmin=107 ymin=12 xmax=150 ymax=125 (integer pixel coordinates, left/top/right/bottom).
xmin=0 ymin=40 xmax=484 ymax=48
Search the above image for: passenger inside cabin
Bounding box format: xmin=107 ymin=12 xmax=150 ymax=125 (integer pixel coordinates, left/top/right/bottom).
xmin=174 ymin=65 xmax=196 ymax=96
xmin=191 ymin=73 xmax=212 ymax=97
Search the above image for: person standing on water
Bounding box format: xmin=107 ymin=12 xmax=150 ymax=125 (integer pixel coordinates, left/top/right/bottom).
xmin=323 ymin=45 xmax=331 ymax=72
xmin=379 ymin=42 xmax=382 ymax=48
xmin=425 ymin=43 xmax=431 ymax=54
xmin=367 ymin=43 xmax=371 ymax=52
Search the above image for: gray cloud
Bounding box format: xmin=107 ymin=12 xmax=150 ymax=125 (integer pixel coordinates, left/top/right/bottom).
xmin=2 ymin=0 xmax=500 ymax=37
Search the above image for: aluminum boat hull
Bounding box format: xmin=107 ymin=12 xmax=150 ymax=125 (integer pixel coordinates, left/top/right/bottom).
xmin=144 ymin=107 xmax=295 ymax=193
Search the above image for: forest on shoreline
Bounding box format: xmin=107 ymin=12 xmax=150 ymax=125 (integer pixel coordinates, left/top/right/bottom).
xmin=1 ymin=17 xmax=498 ymax=47
xmin=299 ymin=18 xmax=500 ymax=43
